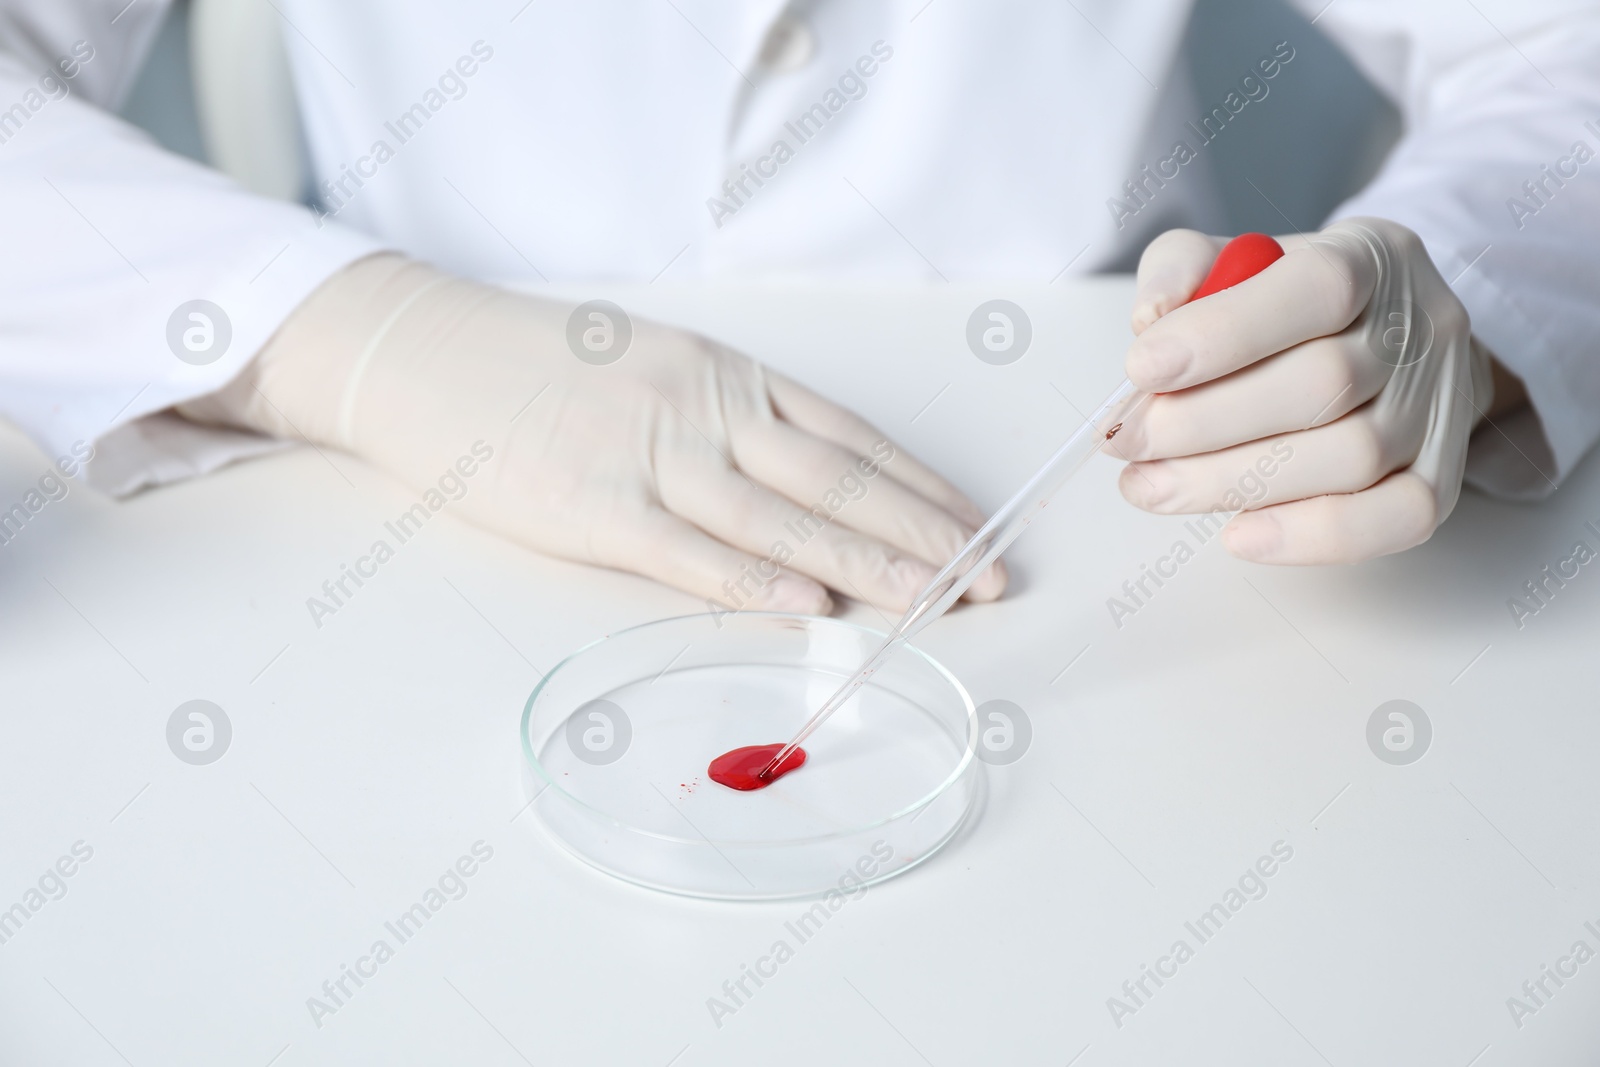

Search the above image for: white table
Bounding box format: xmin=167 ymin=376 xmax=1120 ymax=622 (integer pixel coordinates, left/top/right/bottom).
xmin=3 ymin=279 xmax=1597 ymax=1066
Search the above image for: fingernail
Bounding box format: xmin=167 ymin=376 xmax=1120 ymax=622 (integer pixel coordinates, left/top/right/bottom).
xmin=1119 ymin=462 xmax=1172 ymax=510
xmin=1131 ymin=297 xmax=1170 ymax=332
xmin=1129 ymin=337 xmax=1191 ymax=388
xmin=966 ymin=557 xmax=1008 ymax=601
xmin=1134 ymin=263 xmax=1196 ymax=325
xmin=751 ymin=575 xmax=833 ymax=615
xmin=1223 ymin=513 xmax=1282 ymax=561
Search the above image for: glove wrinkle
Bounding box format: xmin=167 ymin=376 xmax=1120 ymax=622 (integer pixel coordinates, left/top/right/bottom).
xmin=1332 ymin=219 xmax=1487 ymax=530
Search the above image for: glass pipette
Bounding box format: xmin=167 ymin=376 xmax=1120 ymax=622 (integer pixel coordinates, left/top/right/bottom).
xmin=756 ymin=379 xmax=1147 ymax=776
xmin=757 ymin=233 xmax=1286 ymax=780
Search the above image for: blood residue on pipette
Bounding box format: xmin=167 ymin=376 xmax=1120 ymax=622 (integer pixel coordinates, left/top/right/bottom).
xmin=708 ymin=744 xmax=807 ymax=791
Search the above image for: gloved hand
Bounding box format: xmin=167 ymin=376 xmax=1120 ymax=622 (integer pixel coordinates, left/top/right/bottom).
xmin=178 ymin=254 xmax=1005 ymax=613
xmin=1114 ymin=217 xmax=1496 ymax=564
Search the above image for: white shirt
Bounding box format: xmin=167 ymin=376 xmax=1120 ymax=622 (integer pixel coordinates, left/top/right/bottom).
xmin=2 ymin=0 xmax=1596 ymax=498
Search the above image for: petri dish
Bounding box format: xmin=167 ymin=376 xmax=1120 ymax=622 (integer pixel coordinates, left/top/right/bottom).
xmin=520 ymin=612 xmax=979 ymax=901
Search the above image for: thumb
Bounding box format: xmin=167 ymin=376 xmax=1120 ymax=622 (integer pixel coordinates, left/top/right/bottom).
xmin=1131 ymin=229 xmax=1226 ymax=335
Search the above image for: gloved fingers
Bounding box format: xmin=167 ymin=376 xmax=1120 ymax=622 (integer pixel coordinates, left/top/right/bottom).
xmin=734 ymin=420 xmax=1007 ymax=601
xmin=764 ymin=371 xmax=988 ymax=527
xmin=598 ymin=507 xmax=835 ymax=614
xmin=1118 ymin=404 xmax=1424 ymax=515
xmin=1219 ymin=469 xmax=1441 ymax=565
xmin=1127 ymin=236 xmax=1380 ymax=393
xmin=659 ymin=459 xmax=943 ymax=612
xmin=1131 ymin=229 xmax=1226 ymax=334
xmin=1114 ymin=333 xmax=1388 ymax=462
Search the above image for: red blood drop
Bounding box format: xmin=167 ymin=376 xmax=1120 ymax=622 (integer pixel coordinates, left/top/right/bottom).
xmin=1188 ymin=233 xmax=1284 ymax=302
xmin=708 ymin=744 xmax=807 ymax=791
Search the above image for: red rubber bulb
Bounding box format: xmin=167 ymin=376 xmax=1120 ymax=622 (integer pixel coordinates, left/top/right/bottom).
xmin=1187 ymin=232 xmax=1285 ymax=302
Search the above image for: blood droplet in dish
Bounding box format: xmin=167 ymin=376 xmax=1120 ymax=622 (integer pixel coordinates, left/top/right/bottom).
xmin=708 ymin=744 xmax=807 ymax=791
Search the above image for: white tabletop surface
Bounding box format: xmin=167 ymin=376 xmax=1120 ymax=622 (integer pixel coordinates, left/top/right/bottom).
xmin=3 ymin=278 xmax=1598 ymax=1067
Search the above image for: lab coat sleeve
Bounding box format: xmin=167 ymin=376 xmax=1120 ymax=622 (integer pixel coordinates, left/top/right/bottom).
xmin=1299 ymin=0 xmax=1600 ymax=500
xmin=0 ymin=0 xmax=386 ymax=496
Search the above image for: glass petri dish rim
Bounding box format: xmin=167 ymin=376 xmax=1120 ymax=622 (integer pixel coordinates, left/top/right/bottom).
xmin=520 ymin=610 xmax=978 ymax=849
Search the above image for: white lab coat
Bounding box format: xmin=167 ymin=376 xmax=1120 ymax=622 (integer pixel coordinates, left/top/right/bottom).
xmin=1 ymin=0 xmax=1597 ymax=499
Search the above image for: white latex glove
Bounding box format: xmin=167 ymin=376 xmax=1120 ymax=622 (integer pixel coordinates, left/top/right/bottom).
xmin=178 ymin=254 xmax=1005 ymax=613
xmin=1114 ymin=217 xmax=1495 ymax=564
